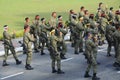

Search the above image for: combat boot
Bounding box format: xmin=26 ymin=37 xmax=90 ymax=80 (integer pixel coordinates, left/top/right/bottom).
xmin=41 ymin=50 xmax=45 ymax=55
xmin=34 ymin=49 xmax=39 ymax=53
xmin=92 ymin=73 xmax=100 ymax=80
xmin=84 ymin=71 xmax=91 ymax=78
xmin=113 ymin=62 xmax=120 ymax=67
xmin=25 ymin=64 xmax=34 ymax=70
xmin=74 ymin=51 xmax=79 ymax=55
xmin=57 ymin=69 xmax=65 ymax=74
xmin=16 ymin=59 xmax=22 ymax=65
xmin=79 ymin=49 xmax=83 ymax=53
xmin=2 ymin=60 xmax=9 ymax=66
xmin=52 ymin=67 xmax=57 ymax=73
xmin=107 ymin=53 xmax=111 ymax=57
xmin=60 ymin=54 xmax=67 ymax=59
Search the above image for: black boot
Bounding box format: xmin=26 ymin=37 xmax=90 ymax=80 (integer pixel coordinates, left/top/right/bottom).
xmin=38 ymin=46 xmax=41 ymax=49
xmin=84 ymin=71 xmax=91 ymax=78
xmin=60 ymin=54 xmax=67 ymax=59
xmin=41 ymin=50 xmax=45 ymax=55
xmin=106 ymin=53 xmax=111 ymax=57
xmin=2 ymin=60 xmax=9 ymax=66
xmin=52 ymin=67 xmax=57 ymax=73
xmin=16 ymin=59 xmax=22 ymax=65
xmin=25 ymin=64 xmax=34 ymax=70
xmin=113 ymin=62 xmax=120 ymax=67
xmin=79 ymin=49 xmax=83 ymax=53
xmin=74 ymin=51 xmax=79 ymax=55
xmin=34 ymin=49 xmax=39 ymax=53
xmin=92 ymin=73 xmax=100 ymax=80
xmin=57 ymin=69 xmax=65 ymax=74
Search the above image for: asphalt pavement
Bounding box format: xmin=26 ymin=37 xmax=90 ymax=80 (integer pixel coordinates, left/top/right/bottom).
xmin=0 ymin=40 xmax=120 ymax=80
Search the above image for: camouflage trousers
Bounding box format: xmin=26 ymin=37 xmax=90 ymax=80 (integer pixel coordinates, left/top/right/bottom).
xmin=74 ymin=38 xmax=83 ymax=53
xmin=4 ymin=45 xmax=18 ymax=61
xmin=50 ymin=53 xmax=61 ymax=69
xmin=85 ymin=57 xmax=97 ymax=74
xmin=26 ymin=51 xmax=32 ymax=65
xmin=57 ymin=40 xmax=67 ymax=55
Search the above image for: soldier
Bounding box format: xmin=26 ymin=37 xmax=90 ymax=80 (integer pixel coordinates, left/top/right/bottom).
xmin=32 ymin=15 xmax=40 ymax=53
xmin=108 ymin=7 xmax=115 ymax=22
xmin=74 ymin=17 xmax=84 ymax=54
xmin=98 ymin=2 xmax=107 ymax=14
xmin=40 ymin=18 xmax=52 ymax=55
xmin=49 ymin=12 xmax=57 ymax=29
xmin=23 ymin=17 xmax=30 ymax=54
xmin=89 ymin=14 xmax=100 ymax=64
xmin=56 ymin=15 xmax=67 ymax=59
xmin=105 ymin=20 xmax=116 ymax=56
xmin=2 ymin=25 xmax=22 ymax=66
xmin=115 ymin=9 xmax=120 ymax=23
xmin=84 ymin=33 xmax=100 ymax=80
xmin=99 ymin=13 xmax=108 ymax=44
xmin=69 ymin=9 xmax=76 ymax=47
xmin=93 ymin=33 xmax=100 ymax=65
xmin=24 ymin=17 xmax=30 ymax=27
xmin=84 ymin=10 xmax=90 ymax=25
xmin=78 ymin=6 xmax=85 ymax=18
xmin=23 ymin=25 xmax=34 ymax=70
xmin=113 ymin=23 xmax=120 ymax=69
xmin=97 ymin=2 xmax=109 ymax=20
xmin=48 ymin=30 xmax=64 ymax=74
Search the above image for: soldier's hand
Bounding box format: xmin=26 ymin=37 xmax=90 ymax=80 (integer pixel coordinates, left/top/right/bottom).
xmin=60 ymin=32 xmax=63 ymax=36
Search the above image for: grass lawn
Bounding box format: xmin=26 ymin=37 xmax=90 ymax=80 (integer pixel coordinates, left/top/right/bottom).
xmin=0 ymin=0 xmax=119 ymax=39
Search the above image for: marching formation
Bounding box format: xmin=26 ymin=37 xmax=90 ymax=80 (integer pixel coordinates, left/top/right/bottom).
xmin=2 ymin=2 xmax=120 ymax=80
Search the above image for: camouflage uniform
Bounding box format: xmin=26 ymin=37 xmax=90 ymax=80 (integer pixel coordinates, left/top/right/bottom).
xmin=70 ymin=14 xmax=78 ymax=47
xmin=99 ymin=17 xmax=108 ymax=44
xmin=49 ymin=17 xmax=57 ymax=29
xmin=3 ymin=28 xmax=21 ymax=66
xmin=40 ymin=21 xmax=52 ymax=55
xmin=105 ymin=23 xmax=115 ymax=56
xmin=48 ymin=30 xmax=64 ymax=74
xmin=56 ymin=19 xmax=67 ymax=59
xmin=23 ymin=31 xmax=34 ymax=70
xmin=113 ymin=29 xmax=120 ymax=67
xmin=32 ymin=19 xmax=41 ymax=52
xmin=74 ymin=21 xmax=84 ymax=54
xmin=84 ymin=33 xmax=100 ymax=80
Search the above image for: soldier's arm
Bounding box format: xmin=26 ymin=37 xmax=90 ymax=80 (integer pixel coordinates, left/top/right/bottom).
xmin=90 ymin=41 xmax=96 ymax=48
xmin=4 ymin=32 xmax=13 ymax=40
xmin=44 ymin=25 xmax=53 ymax=30
xmin=60 ymin=28 xmax=67 ymax=35
xmin=76 ymin=23 xmax=84 ymax=31
xmin=71 ymin=19 xmax=77 ymax=26
xmin=27 ymin=33 xmax=34 ymax=42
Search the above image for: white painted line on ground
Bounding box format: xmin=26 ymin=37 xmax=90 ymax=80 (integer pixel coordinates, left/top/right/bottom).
xmin=117 ymin=71 xmax=120 ymax=73
xmin=98 ymin=48 xmax=107 ymax=52
xmin=61 ymin=57 xmax=73 ymax=62
xmin=1 ymin=72 xmax=24 ymax=80
xmin=99 ymin=51 xmax=115 ymax=54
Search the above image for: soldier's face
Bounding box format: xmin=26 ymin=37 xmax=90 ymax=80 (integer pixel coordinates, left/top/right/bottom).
xmin=53 ymin=13 xmax=57 ymax=18
xmin=26 ymin=19 xmax=30 ymax=22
